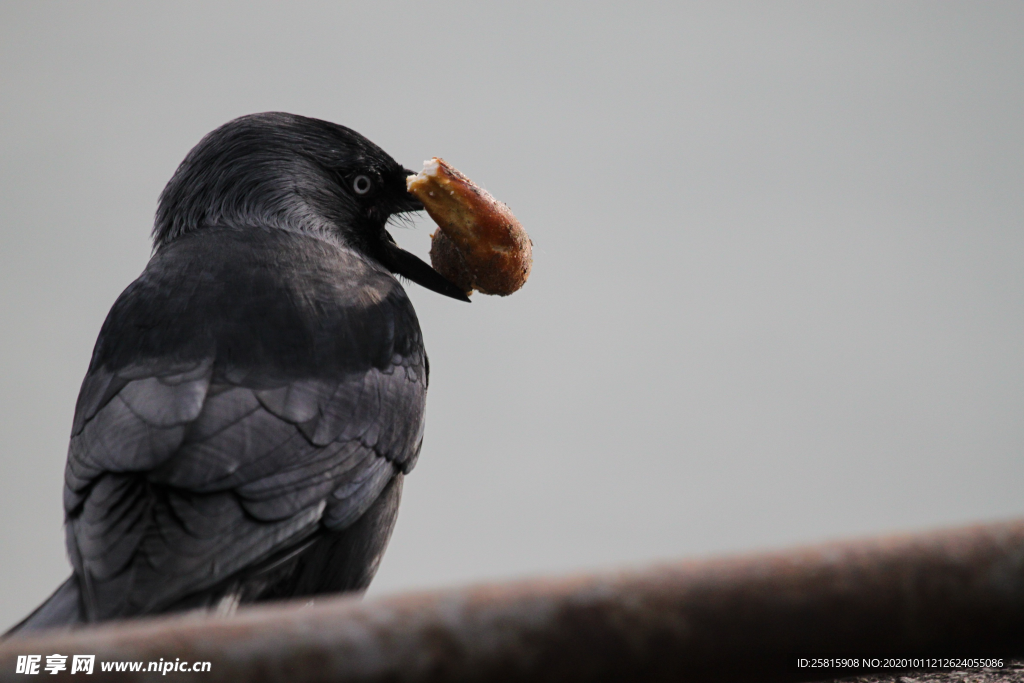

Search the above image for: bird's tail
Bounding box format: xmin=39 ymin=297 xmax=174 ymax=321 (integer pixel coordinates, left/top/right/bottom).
xmin=4 ymin=575 xmax=84 ymax=637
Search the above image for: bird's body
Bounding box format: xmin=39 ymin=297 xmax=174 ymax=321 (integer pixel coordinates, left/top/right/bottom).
xmin=10 ymin=113 xmax=467 ymax=633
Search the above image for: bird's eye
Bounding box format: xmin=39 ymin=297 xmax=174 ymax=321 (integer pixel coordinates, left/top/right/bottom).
xmin=352 ymin=175 xmax=372 ymax=195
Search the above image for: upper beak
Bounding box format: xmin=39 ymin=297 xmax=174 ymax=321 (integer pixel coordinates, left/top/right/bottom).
xmin=394 ymin=168 xmax=424 ymax=213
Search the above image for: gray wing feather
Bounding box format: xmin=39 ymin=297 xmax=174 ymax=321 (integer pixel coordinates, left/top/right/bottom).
xmin=73 ymin=486 xmax=324 ymax=616
xmin=73 ymin=474 xmax=149 ymax=581
xmin=324 ymin=455 xmax=395 ymax=528
xmin=119 ymin=375 xmax=210 ymax=428
xmin=64 ymin=352 xmax=423 ymax=619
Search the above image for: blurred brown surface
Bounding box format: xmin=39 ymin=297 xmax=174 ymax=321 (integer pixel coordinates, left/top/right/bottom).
xmin=2 ymin=519 xmax=1023 ymax=682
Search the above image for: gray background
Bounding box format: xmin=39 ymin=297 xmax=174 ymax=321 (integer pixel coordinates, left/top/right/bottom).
xmin=1 ymin=2 xmax=1022 ymax=631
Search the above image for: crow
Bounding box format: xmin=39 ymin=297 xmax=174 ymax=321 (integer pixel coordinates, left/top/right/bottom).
xmin=8 ymin=112 xmax=469 ymax=633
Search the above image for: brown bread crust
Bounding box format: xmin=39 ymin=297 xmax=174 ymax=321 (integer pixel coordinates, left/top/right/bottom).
xmin=407 ymin=158 xmax=531 ymax=296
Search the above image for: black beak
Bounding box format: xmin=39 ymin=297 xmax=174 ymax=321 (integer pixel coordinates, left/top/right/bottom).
xmin=377 ymin=168 xmax=467 ymax=301
xmin=379 ymin=241 xmax=471 ymax=303
xmin=394 ymin=168 xmax=424 ymax=213
xmin=395 ymin=194 xmax=424 ymax=213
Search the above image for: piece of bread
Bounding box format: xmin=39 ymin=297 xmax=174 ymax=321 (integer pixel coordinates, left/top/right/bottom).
xmin=407 ymin=158 xmax=531 ymax=296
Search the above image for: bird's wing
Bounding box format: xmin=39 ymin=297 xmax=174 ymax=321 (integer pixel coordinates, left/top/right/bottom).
xmin=65 ymin=355 xmax=425 ymax=619
xmin=63 ymin=231 xmax=427 ymax=620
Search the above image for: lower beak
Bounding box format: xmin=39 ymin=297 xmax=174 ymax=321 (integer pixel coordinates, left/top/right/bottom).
xmin=379 ymin=241 xmax=471 ymax=303
xmin=396 ymin=195 xmax=424 ymax=212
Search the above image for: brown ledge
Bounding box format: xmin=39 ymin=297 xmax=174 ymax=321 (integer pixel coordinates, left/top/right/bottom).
xmin=3 ymin=519 xmax=1024 ymax=682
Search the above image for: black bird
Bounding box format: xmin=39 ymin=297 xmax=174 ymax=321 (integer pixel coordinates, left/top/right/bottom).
xmin=9 ymin=112 xmax=469 ymax=633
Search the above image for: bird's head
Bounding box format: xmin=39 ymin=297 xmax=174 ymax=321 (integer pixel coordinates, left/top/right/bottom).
xmin=153 ymin=112 xmax=469 ymax=301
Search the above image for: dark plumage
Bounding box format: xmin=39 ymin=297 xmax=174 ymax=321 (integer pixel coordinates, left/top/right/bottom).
xmin=9 ymin=112 xmax=468 ymax=633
